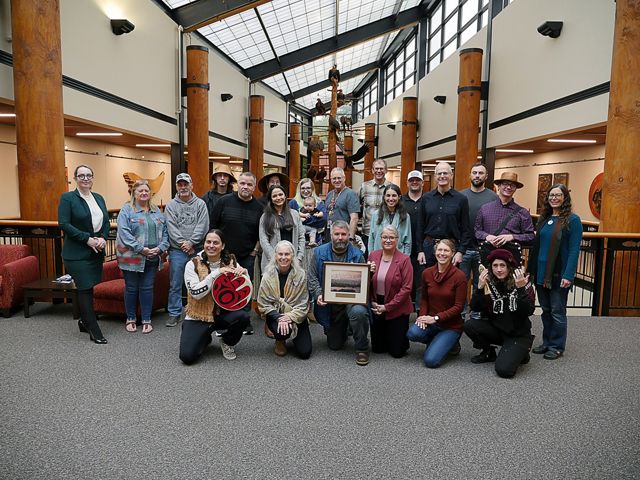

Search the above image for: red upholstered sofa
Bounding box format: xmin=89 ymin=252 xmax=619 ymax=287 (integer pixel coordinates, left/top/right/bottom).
xmin=93 ymin=259 xmax=170 ymax=318
xmin=0 ymin=244 xmax=40 ymax=317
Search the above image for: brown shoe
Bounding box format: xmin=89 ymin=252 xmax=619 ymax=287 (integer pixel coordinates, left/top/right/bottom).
xmin=356 ymin=352 xmax=369 ymax=366
xmin=264 ymin=321 xmax=275 ymax=338
xmin=274 ymin=340 xmax=287 ymax=357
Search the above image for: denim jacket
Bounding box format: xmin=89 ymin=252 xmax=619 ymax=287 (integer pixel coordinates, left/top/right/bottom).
xmin=116 ymin=203 xmax=169 ymax=272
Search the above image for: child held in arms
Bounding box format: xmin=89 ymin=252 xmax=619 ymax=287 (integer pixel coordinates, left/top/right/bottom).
xmin=301 ymin=196 xmax=325 ymax=246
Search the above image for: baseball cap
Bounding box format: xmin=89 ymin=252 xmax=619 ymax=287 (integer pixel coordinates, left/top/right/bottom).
xmin=175 ymin=173 xmax=192 ymax=184
xmin=407 ymin=170 xmax=423 ymax=181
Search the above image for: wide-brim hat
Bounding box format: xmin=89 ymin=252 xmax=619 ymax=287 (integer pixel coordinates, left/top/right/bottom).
xmin=493 ymin=171 xmax=524 ymax=189
xmin=258 ymin=172 xmax=290 ymax=194
xmin=211 ymin=163 xmax=237 ymax=183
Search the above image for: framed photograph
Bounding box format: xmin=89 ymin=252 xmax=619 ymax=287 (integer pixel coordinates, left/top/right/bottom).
xmin=322 ymin=261 xmax=370 ymax=305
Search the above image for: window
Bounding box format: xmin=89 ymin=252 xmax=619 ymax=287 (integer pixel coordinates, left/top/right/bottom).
xmin=358 ymin=79 xmax=378 ymax=120
xmin=381 ymin=33 xmax=418 ymax=105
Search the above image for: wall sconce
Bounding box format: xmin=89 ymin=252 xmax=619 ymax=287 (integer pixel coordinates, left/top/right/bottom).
xmin=357 ymin=138 xmax=364 ymax=143
xmin=386 ymin=124 xmax=396 ymax=130
xmin=110 ymin=19 xmax=135 ymax=35
xmin=270 ymin=122 xmax=278 ymax=128
xmin=220 ymin=93 xmax=233 ymax=102
xmin=433 ymin=95 xmax=446 ymax=104
xmin=537 ymin=21 xmax=563 ymax=38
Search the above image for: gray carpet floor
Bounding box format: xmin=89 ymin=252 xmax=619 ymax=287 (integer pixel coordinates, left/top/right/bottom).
xmin=1 ymin=304 xmax=639 ymax=480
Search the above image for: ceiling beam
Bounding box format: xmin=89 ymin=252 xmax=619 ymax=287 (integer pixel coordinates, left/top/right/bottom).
xmin=287 ymin=62 xmax=380 ymax=100
xmin=245 ymin=4 xmax=428 ymax=81
xmin=174 ymin=0 xmax=273 ymax=32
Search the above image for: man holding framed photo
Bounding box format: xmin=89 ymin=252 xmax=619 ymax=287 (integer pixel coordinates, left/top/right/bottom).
xmin=308 ymin=220 xmax=371 ymax=366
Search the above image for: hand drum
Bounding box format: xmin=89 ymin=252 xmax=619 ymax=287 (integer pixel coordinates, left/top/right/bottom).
xmin=212 ymin=272 xmax=253 ymax=311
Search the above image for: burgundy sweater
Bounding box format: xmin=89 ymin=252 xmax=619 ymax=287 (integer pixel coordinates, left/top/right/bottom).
xmin=419 ymin=265 xmax=467 ymax=333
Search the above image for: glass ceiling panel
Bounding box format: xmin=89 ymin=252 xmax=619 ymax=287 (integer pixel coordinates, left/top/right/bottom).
xmin=338 ymin=0 xmax=397 ymax=34
xmin=337 ymin=35 xmax=387 ymax=71
xmin=295 ymin=73 xmax=367 ymax=109
xmin=199 ymin=9 xmax=275 ymax=69
xmin=161 ymin=0 xmax=194 ymax=8
xmin=257 ymin=0 xmax=336 ymax=57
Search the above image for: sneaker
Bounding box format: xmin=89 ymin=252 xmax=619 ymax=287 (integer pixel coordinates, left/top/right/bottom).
xmin=543 ymin=349 xmax=563 ymax=360
xmin=532 ymin=344 xmax=548 ymax=354
xmin=471 ymin=347 xmax=497 ymax=364
xmin=356 ymin=352 xmax=369 ymax=366
xmin=448 ymin=341 xmax=462 ymax=356
xmin=219 ymin=339 xmax=236 ymax=360
xmin=274 ymin=340 xmax=287 ymax=357
xmin=166 ymin=315 xmax=180 ymax=327
xmin=243 ymin=323 xmax=254 ymax=335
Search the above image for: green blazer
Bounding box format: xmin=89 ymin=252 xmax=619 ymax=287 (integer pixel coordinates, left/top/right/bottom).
xmin=58 ymin=189 xmax=110 ymax=261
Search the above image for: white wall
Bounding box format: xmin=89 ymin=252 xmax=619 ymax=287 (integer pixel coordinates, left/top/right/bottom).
xmin=495 ymin=145 xmax=604 ymax=223
xmin=377 ymin=85 xmax=417 ymax=165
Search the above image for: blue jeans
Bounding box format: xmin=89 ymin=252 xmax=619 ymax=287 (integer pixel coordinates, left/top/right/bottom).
xmin=168 ymin=249 xmax=191 ymax=317
xmin=407 ymin=323 xmax=461 ymax=368
xmin=459 ymin=249 xmax=481 ymax=320
xmin=122 ymin=262 xmax=158 ymax=322
xmin=536 ymin=284 xmax=569 ymax=352
xmin=236 ymin=254 xmax=256 ymax=313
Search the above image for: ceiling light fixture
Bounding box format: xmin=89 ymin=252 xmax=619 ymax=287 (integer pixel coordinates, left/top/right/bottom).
xmin=229 ymin=160 xmax=244 ymax=164
xmin=547 ymin=139 xmax=597 ymax=144
xmin=135 ymin=143 xmax=170 ymax=147
xmin=0 ymin=113 xmax=16 ymax=117
xmin=496 ymin=149 xmax=534 ymax=153
xmin=537 ymin=21 xmax=563 ymax=38
xmin=387 ymin=124 xmax=396 ymax=130
xmin=76 ymin=132 xmax=123 ymax=137
xmin=209 ymin=156 xmax=231 ymax=159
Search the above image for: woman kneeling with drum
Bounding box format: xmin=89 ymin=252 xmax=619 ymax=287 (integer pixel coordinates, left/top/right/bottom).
xmin=179 ymin=229 xmax=251 ymax=365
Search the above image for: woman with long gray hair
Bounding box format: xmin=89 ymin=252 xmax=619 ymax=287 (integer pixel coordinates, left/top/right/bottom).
xmin=257 ymin=240 xmax=311 ymax=358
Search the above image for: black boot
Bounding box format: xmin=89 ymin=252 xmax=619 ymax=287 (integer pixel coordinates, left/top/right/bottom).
xmin=471 ymin=346 xmax=496 ymax=364
xmin=77 ymin=289 xmax=107 ymax=344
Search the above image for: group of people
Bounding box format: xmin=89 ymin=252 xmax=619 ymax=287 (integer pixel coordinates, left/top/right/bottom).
xmin=57 ymin=159 xmax=582 ymax=378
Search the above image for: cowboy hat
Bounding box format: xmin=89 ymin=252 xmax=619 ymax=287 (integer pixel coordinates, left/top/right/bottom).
xmin=493 ymin=171 xmax=524 ymax=189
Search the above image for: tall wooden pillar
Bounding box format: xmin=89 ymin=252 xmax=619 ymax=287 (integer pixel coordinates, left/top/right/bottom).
xmin=11 ymin=0 xmax=66 ymax=221
xmin=454 ymin=48 xmax=483 ymax=190
xmin=364 ymin=123 xmax=376 ymax=182
xmin=344 ymin=135 xmax=353 ymax=187
xmin=288 ymin=123 xmax=301 ymax=196
xmin=249 ymin=95 xmax=265 ymax=182
xmin=328 ymin=84 xmax=338 ymax=171
xmin=401 ymin=96 xmax=418 ymax=194
xmin=185 ymin=45 xmax=210 ymax=196
xmin=600 ymin=0 xmax=640 ymax=316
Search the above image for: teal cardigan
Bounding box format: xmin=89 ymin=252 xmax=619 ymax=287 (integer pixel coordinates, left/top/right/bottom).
xmin=58 ymin=189 xmax=110 ymax=261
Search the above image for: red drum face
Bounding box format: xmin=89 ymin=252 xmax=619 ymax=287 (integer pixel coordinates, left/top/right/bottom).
xmin=212 ymin=272 xmax=253 ymax=311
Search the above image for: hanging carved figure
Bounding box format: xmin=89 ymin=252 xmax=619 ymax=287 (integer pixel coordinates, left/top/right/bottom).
xmin=344 ymin=144 xmax=370 ymax=171
xmin=336 ymin=89 xmax=346 ymax=107
xmin=315 ymin=98 xmax=326 ymax=116
xmin=340 ymin=116 xmax=352 ymax=131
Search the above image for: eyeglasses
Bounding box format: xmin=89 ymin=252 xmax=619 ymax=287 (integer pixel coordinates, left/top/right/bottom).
xmin=435 ymin=172 xmax=450 ymax=177
xmin=500 ymin=182 xmax=517 ymax=189
xmin=548 ymin=193 xmax=564 ymax=198
xmin=76 ymin=174 xmax=93 ymax=180
xmin=381 ymin=236 xmax=398 ymax=241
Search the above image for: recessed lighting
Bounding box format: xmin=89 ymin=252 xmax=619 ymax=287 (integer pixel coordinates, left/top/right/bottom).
xmin=209 ymin=156 xmax=230 ymax=159
xmin=0 ymin=113 xmax=16 ymax=118
xmin=547 ymin=139 xmax=597 ymax=144
xmin=76 ymin=132 xmax=123 ymax=137
xmin=229 ymin=160 xmax=244 ymax=164
xmin=496 ymin=149 xmax=534 ymax=153
xmin=136 ymin=144 xmax=171 ymax=147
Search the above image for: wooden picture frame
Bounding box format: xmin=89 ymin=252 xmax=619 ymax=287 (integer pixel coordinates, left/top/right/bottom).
xmin=322 ymin=261 xmax=370 ymax=305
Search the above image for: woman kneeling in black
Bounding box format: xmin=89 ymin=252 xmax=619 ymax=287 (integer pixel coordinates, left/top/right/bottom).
xmin=179 ymin=229 xmax=250 ymax=365
xmin=464 ymin=248 xmax=535 ymax=378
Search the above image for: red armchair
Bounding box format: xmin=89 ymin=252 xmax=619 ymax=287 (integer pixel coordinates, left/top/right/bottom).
xmin=0 ymin=244 xmax=40 ymax=317
xmin=93 ymin=259 xmax=170 ymax=318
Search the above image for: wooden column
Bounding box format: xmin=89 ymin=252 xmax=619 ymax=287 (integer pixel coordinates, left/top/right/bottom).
xmin=454 ymin=48 xmax=483 ymax=190
xmin=364 ymin=123 xmax=376 ymax=182
xmin=185 ymin=45 xmax=210 ymax=196
xmin=343 ymin=135 xmax=353 ymax=187
xmin=401 ymin=96 xmax=418 ymax=194
xmin=600 ymin=0 xmax=640 ymax=316
xmin=328 ymin=84 xmax=338 ymax=171
xmin=288 ymin=123 xmax=301 ymax=196
xmin=11 ymin=0 xmax=66 ymax=221
xmin=249 ymin=95 xmax=265 ymax=182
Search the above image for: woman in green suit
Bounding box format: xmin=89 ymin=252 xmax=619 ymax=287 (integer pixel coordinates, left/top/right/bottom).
xmin=58 ymin=165 xmax=111 ymax=344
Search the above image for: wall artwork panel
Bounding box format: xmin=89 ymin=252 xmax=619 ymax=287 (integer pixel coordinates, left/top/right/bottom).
xmin=553 ymin=172 xmax=570 ymax=187
xmin=536 ymin=173 xmax=553 ymax=214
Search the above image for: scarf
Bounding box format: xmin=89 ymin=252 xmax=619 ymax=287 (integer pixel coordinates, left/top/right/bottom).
xmin=542 ymin=220 xmax=564 ymax=288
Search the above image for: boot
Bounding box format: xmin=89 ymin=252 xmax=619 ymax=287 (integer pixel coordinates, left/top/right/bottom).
xmin=471 ymin=346 xmax=496 ymax=364
xmin=274 ymin=340 xmax=287 ymax=357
